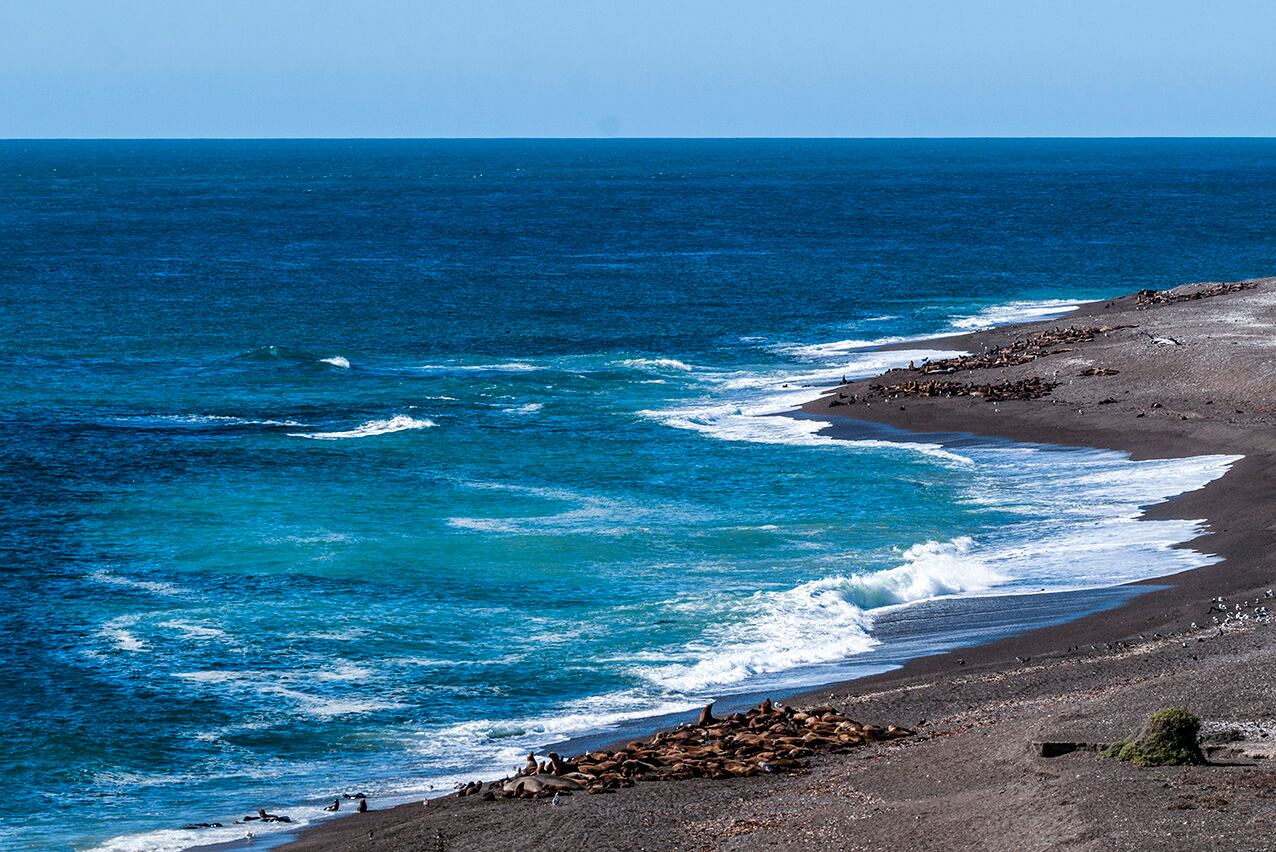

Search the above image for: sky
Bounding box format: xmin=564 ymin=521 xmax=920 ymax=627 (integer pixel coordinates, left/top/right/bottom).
xmin=2 ymin=0 xmax=1275 ymax=138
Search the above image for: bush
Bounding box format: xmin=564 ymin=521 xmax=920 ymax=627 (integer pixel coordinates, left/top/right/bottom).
xmin=1103 ymin=707 xmax=1205 ymax=767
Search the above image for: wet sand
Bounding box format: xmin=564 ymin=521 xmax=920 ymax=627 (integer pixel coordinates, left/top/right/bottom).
xmin=276 ymin=278 xmax=1276 ymax=851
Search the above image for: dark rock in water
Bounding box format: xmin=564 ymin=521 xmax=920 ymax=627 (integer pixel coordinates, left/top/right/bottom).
xmin=343 ymin=792 xmax=367 ymax=799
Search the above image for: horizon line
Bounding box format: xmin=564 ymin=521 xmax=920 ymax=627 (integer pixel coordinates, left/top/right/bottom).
xmin=5 ymin=135 xmax=1276 ymax=142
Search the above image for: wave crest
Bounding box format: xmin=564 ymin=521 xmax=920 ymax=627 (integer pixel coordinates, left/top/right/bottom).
xmin=288 ymin=415 xmax=437 ymax=440
xmin=644 ymin=537 xmax=1003 ymax=692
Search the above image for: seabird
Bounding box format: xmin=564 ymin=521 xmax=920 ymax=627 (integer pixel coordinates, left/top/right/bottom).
xmin=1141 ymin=331 xmax=1182 ymax=346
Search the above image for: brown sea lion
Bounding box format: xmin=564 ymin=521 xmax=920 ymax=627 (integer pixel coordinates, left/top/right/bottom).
xmin=548 ymin=752 xmax=577 ymax=776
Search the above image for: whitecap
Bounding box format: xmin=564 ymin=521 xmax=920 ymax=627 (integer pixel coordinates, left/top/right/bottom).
xmin=320 ymin=355 xmax=351 ymax=369
xmin=289 ymin=415 xmax=436 ymax=440
xmin=618 ymin=357 xmax=695 ymax=371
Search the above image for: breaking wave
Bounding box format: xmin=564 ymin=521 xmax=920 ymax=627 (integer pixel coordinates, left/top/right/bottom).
xmin=947 ymin=298 xmax=1080 ymax=331
xmin=288 ymin=415 xmax=437 ymax=440
xmin=644 ymin=537 xmax=1002 ymax=692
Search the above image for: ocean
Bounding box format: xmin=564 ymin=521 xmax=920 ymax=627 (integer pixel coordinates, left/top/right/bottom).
xmin=2 ymin=139 xmax=1272 ymax=850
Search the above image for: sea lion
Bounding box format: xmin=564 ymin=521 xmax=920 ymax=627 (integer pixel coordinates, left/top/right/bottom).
xmin=521 ymin=753 xmax=537 ymax=776
xmin=323 ymin=799 xmax=339 ymax=812
xmin=696 ymin=703 xmax=716 ymax=726
xmin=356 ymin=798 xmax=368 ymax=813
xmin=503 ymin=774 xmax=583 ymax=797
xmin=548 ymin=752 xmax=577 ymax=776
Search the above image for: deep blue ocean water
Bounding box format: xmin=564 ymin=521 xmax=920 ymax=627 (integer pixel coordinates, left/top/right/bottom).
xmin=1 ymin=139 xmax=1271 ymax=850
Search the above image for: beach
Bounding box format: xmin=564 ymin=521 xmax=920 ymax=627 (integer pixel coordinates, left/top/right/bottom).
xmin=277 ymin=278 xmax=1276 ymax=851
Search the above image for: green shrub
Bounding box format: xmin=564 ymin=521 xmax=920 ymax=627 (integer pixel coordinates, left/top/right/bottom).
xmin=1103 ymin=707 xmax=1205 ymax=767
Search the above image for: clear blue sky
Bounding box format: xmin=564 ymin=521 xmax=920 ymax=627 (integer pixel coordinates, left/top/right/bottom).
xmin=3 ymin=0 xmax=1274 ymax=138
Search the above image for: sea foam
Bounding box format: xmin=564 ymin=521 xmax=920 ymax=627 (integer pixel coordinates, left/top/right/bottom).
xmin=619 ymin=357 xmax=696 ymax=371
xmin=288 ymin=415 xmax=436 ymax=440
xmin=947 ymin=298 xmax=1080 ymax=331
xmin=643 ymin=536 xmax=1002 ymax=692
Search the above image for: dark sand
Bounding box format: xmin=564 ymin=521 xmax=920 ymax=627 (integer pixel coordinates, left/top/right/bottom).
xmin=277 ymin=278 xmax=1276 ymax=851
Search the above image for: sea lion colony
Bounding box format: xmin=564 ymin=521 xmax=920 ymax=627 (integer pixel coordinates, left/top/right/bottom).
xmin=908 ymin=325 xmax=1128 ymax=376
xmin=830 ymin=376 xmax=1058 ymax=406
xmin=822 ymin=323 xmax=1144 ymax=407
xmin=455 ymin=700 xmax=913 ymax=801
xmin=1136 ymin=280 xmax=1258 ymax=308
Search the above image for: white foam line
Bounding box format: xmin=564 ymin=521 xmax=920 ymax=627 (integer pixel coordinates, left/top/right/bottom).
xmin=289 ymin=415 xmax=436 ymax=440
xmin=947 ymin=298 xmax=1081 ymax=331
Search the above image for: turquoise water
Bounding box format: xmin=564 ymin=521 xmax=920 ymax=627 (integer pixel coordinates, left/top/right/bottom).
xmin=1 ymin=140 xmax=1267 ymax=850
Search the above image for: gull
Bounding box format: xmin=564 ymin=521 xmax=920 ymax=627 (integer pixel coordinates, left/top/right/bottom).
xmin=1141 ymin=331 xmax=1182 ymax=346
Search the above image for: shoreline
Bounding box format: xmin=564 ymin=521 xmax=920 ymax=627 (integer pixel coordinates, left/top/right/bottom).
xmin=260 ymin=278 xmax=1276 ymax=850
